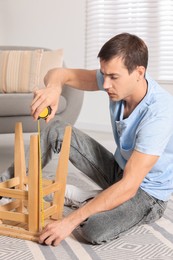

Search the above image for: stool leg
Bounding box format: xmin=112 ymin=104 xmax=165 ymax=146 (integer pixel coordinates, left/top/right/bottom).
xmin=28 ymin=135 xmax=39 ymax=233
xmin=14 ymin=122 xmax=26 ymax=212
xmin=52 ymin=126 xmax=72 ymax=220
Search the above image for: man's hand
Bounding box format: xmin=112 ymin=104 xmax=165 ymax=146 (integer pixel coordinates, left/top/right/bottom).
xmin=31 ymin=85 xmax=62 ymax=122
xmin=39 ymin=217 xmax=76 ymax=246
xmin=31 ymin=68 xmax=66 ymax=122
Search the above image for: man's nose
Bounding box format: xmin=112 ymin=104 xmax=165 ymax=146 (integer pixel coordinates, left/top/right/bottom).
xmin=103 ymin=78 xmax=111 ymax=90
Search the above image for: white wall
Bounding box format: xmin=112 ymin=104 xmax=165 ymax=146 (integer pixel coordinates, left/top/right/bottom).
xmin=1 ymin=1 xmax=171 ymax=133
xmin=0 ymin=0 xmax=86 ymax=66
xmin=0 ymin=0 xmax=112 ymax=132
xmin=0 ymin=0 xmax=86 ymax=67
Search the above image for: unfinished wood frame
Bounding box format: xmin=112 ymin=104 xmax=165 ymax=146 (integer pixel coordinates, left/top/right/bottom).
xmin=0 ymin=122 xmax=71 ymax=242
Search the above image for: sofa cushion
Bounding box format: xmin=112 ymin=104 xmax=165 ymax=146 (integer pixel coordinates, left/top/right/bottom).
xmin=0 ymin=93 xmax=66 ymax=116
xmin=0 ymin=49 xmax=63 ymax=93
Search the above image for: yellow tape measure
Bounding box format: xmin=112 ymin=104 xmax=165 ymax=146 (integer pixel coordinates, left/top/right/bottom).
xmin=38 ymin=106 xmax=52 ymax=120
xmin=38 ymin=120 xmax=44 ymax=229
xmin=38 ymin=106 xmax=52 ymax=229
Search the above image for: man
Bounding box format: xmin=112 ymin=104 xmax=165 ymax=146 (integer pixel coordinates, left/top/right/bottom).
xmin=2 ymin=33 xmax=173 ymax=246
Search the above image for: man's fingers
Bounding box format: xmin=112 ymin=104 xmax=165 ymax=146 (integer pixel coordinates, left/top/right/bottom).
xmin=31 ymin=90 xmax=42 ymax=106
xmin=45 ymin=108 xmax=56 ymax=123
xmin=31 ymin=86 xmax=61 ymax=121
xmin=42 ymin=234 xmax=57 ymax=246
xmin=31 ymin=99 xmax=50 ymax=120
xmin=39 ymin=222 xmax=62 ymax=246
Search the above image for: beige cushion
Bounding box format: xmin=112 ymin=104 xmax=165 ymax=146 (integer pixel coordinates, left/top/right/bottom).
xmin=0 ymin=49 xmax=63 ymax=93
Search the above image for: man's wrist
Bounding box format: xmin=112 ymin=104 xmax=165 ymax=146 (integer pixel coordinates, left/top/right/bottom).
xmin=66 ymin=207 xmax=89 ymax=229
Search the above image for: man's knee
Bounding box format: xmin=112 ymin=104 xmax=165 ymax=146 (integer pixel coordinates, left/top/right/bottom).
xmin=80 ymin=215 xmax=115 ymax=245
xmin=44 ymin=119 xmax=68 ymax=137
xmin=41 ymin=119 xmax=69 ymax=149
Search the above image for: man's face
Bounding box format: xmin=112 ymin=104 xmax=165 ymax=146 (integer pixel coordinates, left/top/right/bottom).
xmin=100 ymin=57 xmax=141 ymax=102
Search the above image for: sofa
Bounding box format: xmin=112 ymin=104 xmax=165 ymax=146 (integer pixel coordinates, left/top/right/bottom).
xmin=0 ymin=46 xmax=84 ymax=133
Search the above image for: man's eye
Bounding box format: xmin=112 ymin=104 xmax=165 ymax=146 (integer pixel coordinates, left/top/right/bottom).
xmin=111 ymin=76 xmax=118 ymax=80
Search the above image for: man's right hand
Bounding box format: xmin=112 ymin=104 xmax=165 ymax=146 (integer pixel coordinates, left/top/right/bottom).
xmin=31 ymin=68 xmax=64 ymax=122
xmin=31 ymin=85 xmax=62 ymax=122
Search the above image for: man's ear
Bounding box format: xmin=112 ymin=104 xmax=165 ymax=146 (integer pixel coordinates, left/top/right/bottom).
xmin=136 ymin=66 xmax=146 ymax=80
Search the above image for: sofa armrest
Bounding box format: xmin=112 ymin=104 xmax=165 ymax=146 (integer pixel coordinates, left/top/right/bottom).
xmin=0 ymin=46 xmax=84 ymax=133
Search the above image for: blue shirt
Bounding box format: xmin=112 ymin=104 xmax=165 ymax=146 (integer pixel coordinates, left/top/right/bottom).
xmin=97 ymin=70 xmax=173 ymax=201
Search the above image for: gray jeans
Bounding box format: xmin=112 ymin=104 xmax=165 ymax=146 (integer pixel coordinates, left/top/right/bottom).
xmin=1 ymin=119 xmax=167 ymax=244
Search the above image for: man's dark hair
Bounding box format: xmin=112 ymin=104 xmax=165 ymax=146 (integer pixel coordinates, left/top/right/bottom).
xmin=97 ymin=33 xmax=148 ymax=74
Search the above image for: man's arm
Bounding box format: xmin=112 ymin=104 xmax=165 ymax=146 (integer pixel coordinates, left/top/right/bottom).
xmin=39 ymin=150 xmax=159 ymax=246
xmin=44 ymin=68 xmax=98 ymax=91
xmin=31 ymin=68 xmax=98 ymax=121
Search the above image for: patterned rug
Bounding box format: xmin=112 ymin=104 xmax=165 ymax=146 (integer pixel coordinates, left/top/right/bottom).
xmin=0 ymin=144 xmax=173 ymax=260
xmin=0 ymin=168 xmax=173 ymax=260
xmin=0 ymin=198 xmax=173 ymax=260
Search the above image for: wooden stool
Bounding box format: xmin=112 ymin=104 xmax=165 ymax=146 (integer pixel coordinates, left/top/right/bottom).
xmin=0 ymin=122 xmax=71 ymax=242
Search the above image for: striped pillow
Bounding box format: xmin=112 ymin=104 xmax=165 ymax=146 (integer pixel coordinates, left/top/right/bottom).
xmin=0 ymin=49 xmax=63 ymax=93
